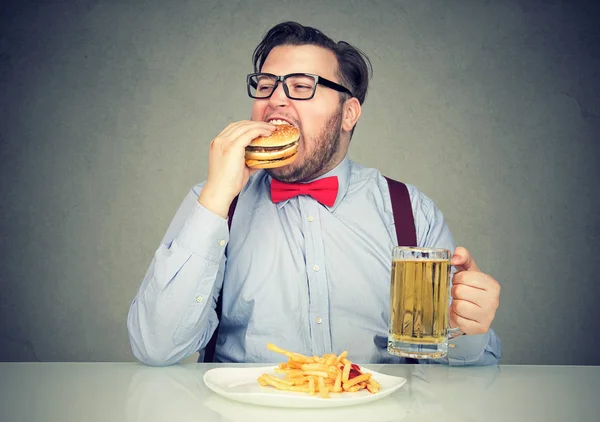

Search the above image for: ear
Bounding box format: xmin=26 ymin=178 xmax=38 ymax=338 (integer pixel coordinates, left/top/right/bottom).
xmin=341 ymin=97 xmax=361 ymax=132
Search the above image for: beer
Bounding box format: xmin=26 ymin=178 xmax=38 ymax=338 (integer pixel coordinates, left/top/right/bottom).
xmin=388 ymin=252 xmax=452 ymax=358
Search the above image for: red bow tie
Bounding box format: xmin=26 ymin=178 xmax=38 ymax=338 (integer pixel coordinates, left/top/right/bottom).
xmin=271 ymin=176 xmax=339 ymax=207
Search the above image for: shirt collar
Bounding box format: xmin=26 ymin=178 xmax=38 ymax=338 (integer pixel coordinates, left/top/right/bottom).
xmin=269 ymin=155 xmax=351 ymax=212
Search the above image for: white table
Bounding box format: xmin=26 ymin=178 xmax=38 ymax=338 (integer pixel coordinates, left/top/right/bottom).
xmin=1 ymin=363 xmax=598 ymax=421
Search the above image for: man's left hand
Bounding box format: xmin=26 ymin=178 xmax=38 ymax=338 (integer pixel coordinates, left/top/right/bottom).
xmin=449 ymin=246 xmax=500 ymax=335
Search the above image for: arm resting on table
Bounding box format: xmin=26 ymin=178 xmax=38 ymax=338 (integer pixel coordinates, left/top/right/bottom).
xmin=127 ymin=188 xmax=228 ymax=366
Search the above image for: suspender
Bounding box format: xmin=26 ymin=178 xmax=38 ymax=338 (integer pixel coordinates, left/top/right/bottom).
xmin=202 ymin=177 xmax=416 ymax=363
xmin=383 ymin=177 xmax=417 ymax=247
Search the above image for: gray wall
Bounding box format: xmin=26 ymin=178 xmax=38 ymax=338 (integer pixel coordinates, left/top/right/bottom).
xmin=1 ymin=0 xmax=599 ymax=365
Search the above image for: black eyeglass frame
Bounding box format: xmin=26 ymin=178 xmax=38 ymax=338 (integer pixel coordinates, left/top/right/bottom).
xmin=246 ymin=72 xmax=354 ymax=100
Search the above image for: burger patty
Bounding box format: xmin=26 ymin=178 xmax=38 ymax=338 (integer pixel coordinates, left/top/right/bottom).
xmin=246 ymin=142 xmax=297 ymax=153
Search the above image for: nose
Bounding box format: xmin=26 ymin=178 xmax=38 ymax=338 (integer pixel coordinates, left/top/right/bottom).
xmin=268 ymin=81 xmax=291 ymax=108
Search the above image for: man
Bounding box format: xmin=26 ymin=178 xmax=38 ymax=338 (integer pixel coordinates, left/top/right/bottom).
xmin=127 ymin=21 xmax=501 ymax=366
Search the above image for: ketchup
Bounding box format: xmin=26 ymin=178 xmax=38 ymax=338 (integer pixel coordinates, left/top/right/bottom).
xmin=348 ymin=363 xmax=362 ymax=380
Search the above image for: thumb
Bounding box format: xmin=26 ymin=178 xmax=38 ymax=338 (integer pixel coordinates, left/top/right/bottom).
xmin=451 ymin=246 xmax=480 ymax=272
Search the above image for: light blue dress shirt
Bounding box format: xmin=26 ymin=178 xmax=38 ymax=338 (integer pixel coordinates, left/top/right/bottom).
xmin=127 ymin=156 xmax=501 ymax=366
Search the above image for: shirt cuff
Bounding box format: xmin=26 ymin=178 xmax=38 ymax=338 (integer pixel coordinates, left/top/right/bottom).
xmin=176 ymin=201 xmax=229 ymax=262
xmin=447 ymin=331 xmax=491 ymax=366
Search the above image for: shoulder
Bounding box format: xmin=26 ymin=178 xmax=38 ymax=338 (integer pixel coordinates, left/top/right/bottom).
xmin=347 ymin=160 xmax=388 ymax=193
xmin=403 ymin=183 xmax=439 ymax=222
xmin=349 ymin=162 xmax=437 ymax=220
xmin=357 ymin=167 xmax=451 ymax=246
xmin=350 ymin=161 xmax=435 ymax=213
xmin=401 ymin=183 xmax=454 ymax=249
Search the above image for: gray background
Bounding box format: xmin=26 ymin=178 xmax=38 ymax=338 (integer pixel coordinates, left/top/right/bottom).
xmin=1 ymin=0 xmax=599 ymax=365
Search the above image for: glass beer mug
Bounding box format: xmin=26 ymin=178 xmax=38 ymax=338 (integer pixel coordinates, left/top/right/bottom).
xmin=387 ymin=247 xmax=461 ymax=359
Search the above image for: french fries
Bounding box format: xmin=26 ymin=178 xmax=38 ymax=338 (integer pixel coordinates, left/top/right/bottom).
xmin=256 ymin=343 xmax=380 ymax=398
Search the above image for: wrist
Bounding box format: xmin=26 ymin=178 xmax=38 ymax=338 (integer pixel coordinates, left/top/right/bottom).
xmin=198 ymin=183 xmax=234 ymax=219
xmin=449 ymin=328 xmax=465 ymax=339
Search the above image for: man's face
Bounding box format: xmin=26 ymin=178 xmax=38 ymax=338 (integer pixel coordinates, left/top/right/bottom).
xmin=251 ymin=45 xmax=348 ymax=183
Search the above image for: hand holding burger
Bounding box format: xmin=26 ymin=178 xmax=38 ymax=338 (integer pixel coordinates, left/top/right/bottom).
xmin=198 ymin=120 xmax=277 ymax=218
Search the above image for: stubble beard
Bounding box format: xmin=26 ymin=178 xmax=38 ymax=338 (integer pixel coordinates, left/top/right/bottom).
xmin=267 ymin=106 xmax=343 ymax=183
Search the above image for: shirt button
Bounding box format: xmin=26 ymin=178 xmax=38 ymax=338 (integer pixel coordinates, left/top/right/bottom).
xmin=316 ymin=317 xmax=323 ymax=324
xmin=196 ymin=296 xmax=204 ymax=303
xmin=313 ymin=264 xmax=320 ymax=271
xmin=219 ymin=239 xmax=226 ymax=246
xmin=307 ymin=216 xmax=314 ymax=222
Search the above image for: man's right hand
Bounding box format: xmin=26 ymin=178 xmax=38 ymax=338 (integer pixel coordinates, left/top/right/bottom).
xmin=198 ymin=121 xmax=276 ymax=219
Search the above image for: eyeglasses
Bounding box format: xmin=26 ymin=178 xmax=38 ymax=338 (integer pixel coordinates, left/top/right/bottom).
xmin=247 ymin=72 xmax=353 ymax=100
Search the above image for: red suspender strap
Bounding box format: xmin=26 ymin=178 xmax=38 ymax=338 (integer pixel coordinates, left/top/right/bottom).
xmin=202 ymin=195 xmax=239 ymax=363
xmin=384 ymin=176 xmax=417 ymax=247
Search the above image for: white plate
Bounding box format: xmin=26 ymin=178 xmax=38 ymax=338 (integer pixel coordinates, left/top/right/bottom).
xmin=203 ymin=365 xmax=407 ymax=408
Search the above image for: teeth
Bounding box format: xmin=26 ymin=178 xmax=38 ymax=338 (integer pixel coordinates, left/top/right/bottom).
xmin=268 ymin=119 xmax=290 ymax=126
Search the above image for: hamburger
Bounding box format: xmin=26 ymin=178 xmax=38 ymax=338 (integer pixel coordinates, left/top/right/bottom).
xmin=245 ymin=121 xmax=300 ymax=169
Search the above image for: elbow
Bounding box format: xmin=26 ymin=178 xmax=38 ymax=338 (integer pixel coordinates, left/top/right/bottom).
xmin=127 ymin=308 xmax=182 ymax=367
xmin=127 ymin=321 xmax=203 ymax=367
xmin=130 ymin=339 xmax=200 ymax=367
xmin=128 ymin=325 xmax=185 ymax=367
xmin=126 ymin=298 xmax=213 ymax=367
xmin=131 ymin=343 xmax=181 ymax=367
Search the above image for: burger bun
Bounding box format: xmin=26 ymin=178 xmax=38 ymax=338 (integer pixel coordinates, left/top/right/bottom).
xmin=244 ymin=123 xmax=300 ymax=169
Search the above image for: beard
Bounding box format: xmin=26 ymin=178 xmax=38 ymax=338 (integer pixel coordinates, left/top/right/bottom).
xmin=267 ymin=105 xmax=343 ymax=183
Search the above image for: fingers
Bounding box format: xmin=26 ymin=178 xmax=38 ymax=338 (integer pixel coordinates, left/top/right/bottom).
xmin=219 ymin=121 xmax=276 ymax=148
xmin=452 ymin=274 xmax=500 ymax=308
xmin=451 ymin=299 xmax=497 ymax=335
xmin=236 ymin=126 xmax=277 ymax=149
xmin=448 ymin=247 xmax=501 ymax=335
xmin=451 ymin=299 xmax=486 ymax=321
xmin=451 ymin=284 xmax=487 ymax=306
xmin=451 ymin=246 xmax=480 ymax=272
xmin=220 ymin=120 xmax=274 ymax=138
xmin=450 ymin=308 xmax=490 ymax=335
xmin=452 ymin=270 xmax=492 ymax=290
xmin=450 ymin=279 xmax=500 ymax=335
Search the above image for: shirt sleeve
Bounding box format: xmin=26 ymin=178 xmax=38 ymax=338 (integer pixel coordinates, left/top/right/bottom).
xmin=409 ymin=185 xmax=502 ymax=366
xmin=127 ymin=185 xmax=230 ymax=366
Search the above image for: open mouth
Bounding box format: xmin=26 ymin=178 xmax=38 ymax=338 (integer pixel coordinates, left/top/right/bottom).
xmin=267 ymin=118 xmax=297 ymax=128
